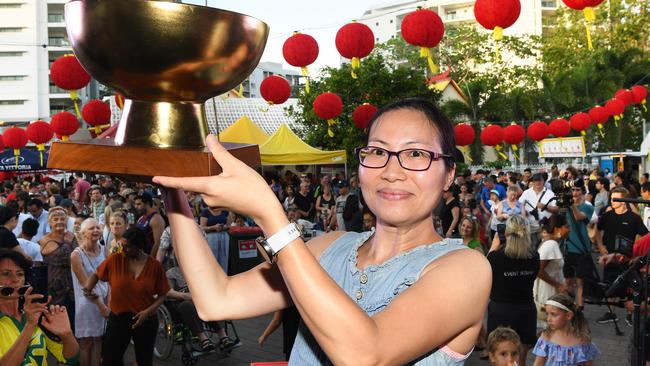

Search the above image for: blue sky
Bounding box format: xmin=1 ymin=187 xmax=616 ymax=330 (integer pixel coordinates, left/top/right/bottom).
xmin=183 ymin=0 xmax=383 ymax=72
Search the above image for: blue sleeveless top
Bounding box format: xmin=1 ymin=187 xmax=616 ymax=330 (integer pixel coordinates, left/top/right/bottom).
xmin=288 ymin=230 xmax=473 ymax=365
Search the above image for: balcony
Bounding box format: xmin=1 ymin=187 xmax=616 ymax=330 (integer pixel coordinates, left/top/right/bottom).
xmin=541 ymin=0 xmax=557 ymax=8
xmin=48 ymin=37 xmax=69 ymax=47
xmin=48 ymin=14 xmax=65 ymax=27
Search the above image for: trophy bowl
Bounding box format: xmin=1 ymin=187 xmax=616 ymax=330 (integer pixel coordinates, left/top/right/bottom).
xmin=65 ymin=0 xmax=269 ymax=149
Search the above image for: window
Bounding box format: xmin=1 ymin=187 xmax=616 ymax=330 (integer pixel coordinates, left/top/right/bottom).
xmin=0 ymin=27 xmax=23 ymax=32
xmin=0 ymin=100 xmax=25 ymax=105
xmin=375 ymin=22 xmax=379 ymax=26
xmin=48 ymin=14 xmax=65 ymax=22
xmin=390 ymin=19 xmax=393 ymax=24
xmin=0 ymin=51 xmax=24 ymax=57
xmin=48 ymin=37 xmax=70 ymax=47
xmin=0 ymin=3 xmax=22 ymax=8
xmin=0 ymin=75 xmax=26 ymax=81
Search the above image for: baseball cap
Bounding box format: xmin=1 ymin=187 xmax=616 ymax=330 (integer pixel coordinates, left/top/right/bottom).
xmin=490 ymin=189 xmax=500 ymax=196
xmin=337 ymin=180 xmax=349 ymax=188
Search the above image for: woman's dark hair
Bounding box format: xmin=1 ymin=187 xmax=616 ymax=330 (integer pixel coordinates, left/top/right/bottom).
xmin=122 ymin=227 xmax=147 ymax=250
xmin=367 ymin=98 xmax=456 ymax=171
xmin=0 ymin=248 xmax=32 ymax=277
xmin=0 ymin=206 xmax=17 ymax=226
xmin=539 ymin=214 xmax=567 ymax=234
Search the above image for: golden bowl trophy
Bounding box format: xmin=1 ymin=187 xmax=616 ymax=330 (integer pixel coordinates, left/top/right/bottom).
xmin=47 ymin=0 xmax=269 ymax=180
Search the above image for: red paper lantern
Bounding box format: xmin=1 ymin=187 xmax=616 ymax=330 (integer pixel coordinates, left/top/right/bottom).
xmin=50 ymin=55 xmax=91 ymax=118
xmin=26 ymin=120 xmax=54 ymax=166
xmin=480 ymin=124 xmax=503 ymax=146
xmin=313 ymin=92 xmax=343 ymax=137
xmin=631 ymin=85 xmax=648 ymax=103
xmin=82 ymin=99 xmax=111 ymax=135
xmin=336 ymin=22 xmax=375 ymax=79
xmin=614 ymin=88 xmax=634 ymax=106
xmin=260 ymin=76 xmax=291 ymax=105
xmin=605 ymin=98 xmax=625 ymax=126
xmin=454 ymin=124 xmax=475 ymax=146
xmin=0 ymin=135 xmax=4 ymax=152
xmin=3 ymin=126 xmax=27 ymax=169
xmin=527 ymin=121 xmax=549 ymax=142
xmin=26 ymin=121 xmax=54 ymax=146
xmin=569 ymin=112 xmax=591 ymax=135
xmin=352 ymin=103 xmax=378 ymax=130
xmin=562 ymin=0 xmax=605 ymax=10
xmin=283 ymin=32 xmax=319 ymax=93
xmin=400 ymin=8 xmax=444 ymax=73
xmin=562 ymin=0 xmax=605 ymax=49
xmin=632 ymin=85 xmax=648 ymax=111
xmin=588 ymin=106 xmax=608 ymax=125
xmin=51 ymin=111 xmax=80 ymax=141
xmin=50 ymin=55 xmax=90 ymax=91
xmin=474 ymin=0 xmax=521 ymax=36
xmin=114 ymin=93 xmax=125 ymax=110
xmin=503 ymin=123 xmax=525 ymax=145
xmin=549 ymin=118 xmax=571 ymax=137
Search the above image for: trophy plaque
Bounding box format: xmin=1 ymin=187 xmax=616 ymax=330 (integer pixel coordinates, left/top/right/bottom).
xmin=48 ymin=0 xmax=270 ymax=181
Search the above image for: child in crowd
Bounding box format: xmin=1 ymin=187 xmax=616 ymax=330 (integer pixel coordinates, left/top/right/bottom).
xmin=487 ymin=327 xmax=521 ymax=366
xmin=532 ymin=293 xmax=600 ymax=365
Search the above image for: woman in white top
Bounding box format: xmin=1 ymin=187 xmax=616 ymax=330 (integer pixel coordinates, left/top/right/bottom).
xmin=533 ymin=214 xmax=569 ymax=327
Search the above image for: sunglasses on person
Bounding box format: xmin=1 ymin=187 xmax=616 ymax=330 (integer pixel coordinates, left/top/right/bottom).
xmin=0 ymin=285 xmax=30 ymax=297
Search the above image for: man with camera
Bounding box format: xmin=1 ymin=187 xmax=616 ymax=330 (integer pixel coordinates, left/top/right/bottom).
xmin=519 ymin=173 xmax=559 ymax=248
xmin=596 ymin=186 xmax=648 ymax=325
xmin=562 ymin=184 xmax=594 ymax=312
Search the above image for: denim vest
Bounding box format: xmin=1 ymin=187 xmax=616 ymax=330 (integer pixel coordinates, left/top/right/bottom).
xmin=288 ymin=231 xmax=472 ymax=365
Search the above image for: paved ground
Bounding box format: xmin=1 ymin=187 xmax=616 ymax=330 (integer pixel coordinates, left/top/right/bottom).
xmin=136 ymin=300 xmax=632 ymax=366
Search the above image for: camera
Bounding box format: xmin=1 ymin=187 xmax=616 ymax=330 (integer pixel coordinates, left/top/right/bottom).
xmin=549 ymin=177 xmax=584 ymax=208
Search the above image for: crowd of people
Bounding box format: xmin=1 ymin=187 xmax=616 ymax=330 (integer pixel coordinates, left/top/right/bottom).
xmin=0 ymin=98 xmax=649 ymax=365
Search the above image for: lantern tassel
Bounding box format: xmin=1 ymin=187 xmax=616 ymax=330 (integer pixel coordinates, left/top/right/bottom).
xmin=419 ymin=47 xmax=438 ymax=74
xmin=351 ymin=57 xmax=360 ymax=79
xmin=614 ymin=115 xmax=620 ymax=127
xmin=13 ymin=149 xmax=19 ymax=169
xmin=493 ymin=26 xmax=503 ymax=62
xmin=581 ymin=130 xmax=587 ymax=137
xmin=37 ymin=144 xmax=44 ymax=167
xmin=461 ymin=146 xmax=473 ymax=163
xmin=584 ymin=22 xmax=593 ymax=50
xmin=326 ymin=119 xmax=337 ymax=138
xmin=597 ymin=124 xmax=605 ymax=137
xmin=69 ymin=90 xmax=81 ymax=118
xmin=238 ymin=84 xmax=244 ymax=97
xmin=642 ymin=99 xmax=647 ymax=112
xmin=494 ymin=145 xmax=508 ymax=160
xmin=62 ymin=135 xmax=69 ymax=142
xmin=300 ymin=67 xmax=311 ymax=94
xmin=117 ymin=96 xmax=124 ymax=109
xmin=583 ymin=7 xmax=595 ymax=22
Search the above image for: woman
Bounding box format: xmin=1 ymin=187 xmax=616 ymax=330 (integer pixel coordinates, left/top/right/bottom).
xmin=199 ymin=206 xmax=232 ymax=273
xmin=458 ymin=183 xmax=473 ymax=208
xmin=155 ymin=98 xmax=491 ymax=364
xmin=282 ymin=184 xmax=296 ymax=212
xmin=0 ymin=248 xmax=80 ymax=365
xmin=495 ymin=185 xmax=526 ymax=230
xmin=315 ymin=183 xmax=335 ymax=231
xmin=70 ymin=218 xmax=109 ymax=366
xmin=107 ymin=210 xmax=128 ymax=255
xmin=100 ymin=202 xmax=124 ymax=247
xmin=533 ymin=214 xmax=569 ymax=328
xmin=40 ymin=206 xmax=77 ymax=329
xmin=487 ymin=214 xmax=540 ymax=366
xmin=84 ymin=228 xmax=169 ymax=366
xmin=441 ymin=186 xmax=461 ymax=238
xmin=459 ymin=215 xmax=484 ymax=254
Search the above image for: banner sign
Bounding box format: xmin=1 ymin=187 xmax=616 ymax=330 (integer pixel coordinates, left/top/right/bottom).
xmin=0 ymin=147 xmax=49 ymax=171
xmin=539 ymin=137 xmax=586 ymax=158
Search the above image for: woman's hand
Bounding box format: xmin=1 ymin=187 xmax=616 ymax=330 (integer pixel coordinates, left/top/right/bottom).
xmin=131 ymin=308 xmax=151 ymax=329
xmin=154 ymin=135 xmax=286 ymax=231
xmin=40 ymin=305 xmax=73 ymax=337
xmin=22 ymin=288 xmax=50 ymax=327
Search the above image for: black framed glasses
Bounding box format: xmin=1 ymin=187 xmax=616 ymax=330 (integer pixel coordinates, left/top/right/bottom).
xmin=355 ymin=146 xmax=451 ymax=171
xmin=0 ymin=285 xmax=30 ymax=297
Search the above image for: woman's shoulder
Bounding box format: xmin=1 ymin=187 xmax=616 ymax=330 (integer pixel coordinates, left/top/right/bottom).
xmin=306 ymin=230 xmax=360 ymax=260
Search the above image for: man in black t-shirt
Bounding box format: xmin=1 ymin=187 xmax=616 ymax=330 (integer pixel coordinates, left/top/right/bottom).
xmin=596 ymin=187 xmax=648 ymax=324
xmin=293 ymin=182 xmax=314 ymax=221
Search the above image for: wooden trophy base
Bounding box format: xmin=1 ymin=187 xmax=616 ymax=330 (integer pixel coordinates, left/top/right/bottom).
xmin=47 ymin=139 xmax=261 ymax=182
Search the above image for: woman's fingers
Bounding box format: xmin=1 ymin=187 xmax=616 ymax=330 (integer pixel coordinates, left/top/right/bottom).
xmin=205 ymin=134 xmax=237 ymax=171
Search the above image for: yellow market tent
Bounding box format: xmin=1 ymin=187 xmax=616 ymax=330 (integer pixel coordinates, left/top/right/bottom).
xmin=260 ymin=124 xmax=347 ymax=166
xmin=218 ymin=115 xmax=269 ymax=145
